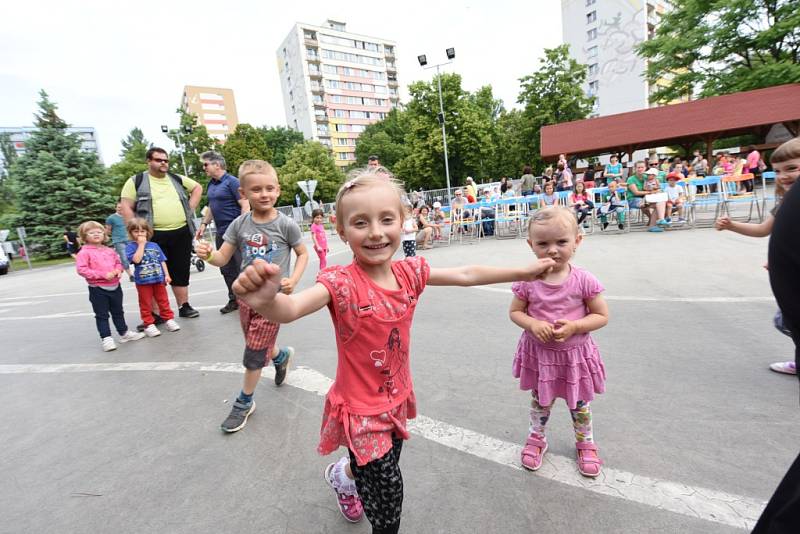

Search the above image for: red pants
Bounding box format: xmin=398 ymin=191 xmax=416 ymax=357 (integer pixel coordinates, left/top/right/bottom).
xmin=136 ymin=283 xmax=174 ymax=325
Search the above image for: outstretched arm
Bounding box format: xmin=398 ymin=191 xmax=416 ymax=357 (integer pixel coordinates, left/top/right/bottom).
xmin=428 ymin=258 xmax=555 ymax=287
xmin=715 ymin=215 xmax=773 ymax=237
xmin=233 ymin=259 xmax=330 ymax=323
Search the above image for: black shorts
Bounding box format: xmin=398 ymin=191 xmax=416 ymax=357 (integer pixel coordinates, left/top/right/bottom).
xmin=152 ymin=225 xmax=192 ymax=287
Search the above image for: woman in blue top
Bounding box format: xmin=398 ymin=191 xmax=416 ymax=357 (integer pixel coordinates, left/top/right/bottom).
xmin=604 ymin=154 xmax=623 ymax=186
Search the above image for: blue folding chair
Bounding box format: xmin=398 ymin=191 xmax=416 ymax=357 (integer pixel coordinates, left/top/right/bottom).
xmin=685 ymin=176 xmax=722 ymax=227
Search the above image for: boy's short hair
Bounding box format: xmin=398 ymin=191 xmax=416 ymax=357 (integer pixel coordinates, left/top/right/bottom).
xmin=238 ymin=159 xmax=278 ymax=187
xmin=126 ymin=217 xmax=154 ymax=240
xmin=771 ymin=137 xmax=800 ymax=165
xmin=78 ymin=221 xmax=105 ymax=242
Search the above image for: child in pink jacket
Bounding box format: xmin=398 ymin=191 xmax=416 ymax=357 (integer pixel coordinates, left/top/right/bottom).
xmin=75 ymin=221 xmax=144 ymax=352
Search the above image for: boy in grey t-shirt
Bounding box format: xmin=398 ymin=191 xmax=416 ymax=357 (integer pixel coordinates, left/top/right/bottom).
xmin=196 ymin=160 xmax=308 ymax=433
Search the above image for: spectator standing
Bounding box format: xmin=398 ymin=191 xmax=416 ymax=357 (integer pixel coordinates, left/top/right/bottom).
xmin=64 ymin=226 xmax=80 ymax=259
xmin=745 ymin=145 xmax=761 ymax=192
xmin=106 ymin=202 xmax=135 ymax=282
xmin=555 ymin=162 xmax=573 ymax=192
xmin=368 ymin=155 xmax=380 ymax=168
xmin=465 ymin=176 xmax=478 ymax=201
xmin=197 ymin=151 xmax=249 ymax=314
xmin=120 ymin=147 xmax=203 ymax=320
xmin=691 ymin=150 xmax=708 ymax=177
xmin=520 ymin=166 xmax=536 ymax=196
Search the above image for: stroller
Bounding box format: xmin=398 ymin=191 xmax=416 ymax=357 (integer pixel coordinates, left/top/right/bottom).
xmin=190 ymin=244 xmax=206 ymax=272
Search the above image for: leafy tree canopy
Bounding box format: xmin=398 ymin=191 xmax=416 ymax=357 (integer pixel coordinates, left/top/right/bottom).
xmin=260 ymin=126 xmax=305 ymax=168
xmin=278 ymin=141 xmax=345 ymax=205
xmin=638 ymin=0 xmax=800 ymax=103
xmin=221 ymin=123 xmax=272 ymax=177
xmin=107 ymin=127 xmax=149 ymax=195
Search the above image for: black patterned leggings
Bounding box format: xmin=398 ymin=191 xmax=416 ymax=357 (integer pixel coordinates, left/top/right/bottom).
xmin=348 ymin=436 xmax=404 ymax=534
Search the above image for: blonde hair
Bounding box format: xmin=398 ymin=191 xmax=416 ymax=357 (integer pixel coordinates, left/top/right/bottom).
xmin=126 ymin=217 xmax=154 ymax=240
xmin=334 ymin=167 xmax=406 ymax=233
xmin=770 ymin=137 xmax=800 ymax=165
xmin=527 ymin=206 xmax=579 ymax=236
xmin=238 ymin=159 xmax=278 ymax=187
xmin=78 ymin=221 xmax=105 ymax=242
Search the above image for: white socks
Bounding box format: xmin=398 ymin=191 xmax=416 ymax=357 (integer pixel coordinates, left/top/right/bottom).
xmin=332 ymin=456 xmax=357 ymax=495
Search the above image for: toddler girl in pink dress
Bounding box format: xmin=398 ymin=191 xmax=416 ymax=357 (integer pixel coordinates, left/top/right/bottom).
xmin=509 ymin=206 xmax=609 ymax=477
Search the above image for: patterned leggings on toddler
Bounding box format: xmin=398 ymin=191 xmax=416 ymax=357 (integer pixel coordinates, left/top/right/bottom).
xmin=348 ymin=435 xmax=404 ymax=534
xmin=530 ymin=391 xmax=593 ymax=442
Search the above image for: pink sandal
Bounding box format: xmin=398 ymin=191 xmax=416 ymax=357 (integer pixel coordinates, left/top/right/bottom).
xmin=575 ymin=441 xmax=603 ymax=477
xmin=520 ymin=435 xmax=548 ymax=471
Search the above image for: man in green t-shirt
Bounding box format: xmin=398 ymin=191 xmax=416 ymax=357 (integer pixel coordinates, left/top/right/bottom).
xmin=626 ymin=161 xmax=669 ymax=232
xmin=120 ymin=147 xmax=203 ymax=322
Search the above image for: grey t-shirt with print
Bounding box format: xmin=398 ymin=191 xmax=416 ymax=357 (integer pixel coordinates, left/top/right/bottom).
xmin=223 ymin=212 xmax=302 ymax=277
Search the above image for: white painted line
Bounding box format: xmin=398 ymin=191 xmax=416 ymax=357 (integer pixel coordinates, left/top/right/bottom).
xmin=470 ymin=285 xmax=773 ymax=303
xmin=0 ymin=300 xmax=50 ymax=307
xmin=0 ymin=361 xmax=763 ymax=529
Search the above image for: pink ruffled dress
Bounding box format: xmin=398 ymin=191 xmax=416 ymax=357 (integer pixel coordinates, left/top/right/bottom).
xmin=511 ymin=265 xmax=606 ymax=409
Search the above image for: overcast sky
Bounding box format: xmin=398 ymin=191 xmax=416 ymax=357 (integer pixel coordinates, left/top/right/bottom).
xmin=2 ymin=0 xmax=562 ymax=163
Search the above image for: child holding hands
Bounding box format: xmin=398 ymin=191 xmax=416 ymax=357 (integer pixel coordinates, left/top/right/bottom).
xmin=75 ymin=221 xmax=144 ymax=351
xmin=232 ymin=168 xmax=555 ymax=534
xmin=509 ymin=207 xmax=609 ymax=477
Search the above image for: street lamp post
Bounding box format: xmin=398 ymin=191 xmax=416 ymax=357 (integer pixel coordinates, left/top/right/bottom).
xmin=418 ymin=48 xmax=455 ymax=204
xmin=161 ymin=124 xmax=193 ymax=176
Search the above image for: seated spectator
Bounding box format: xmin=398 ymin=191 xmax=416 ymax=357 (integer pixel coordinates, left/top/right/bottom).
xmin=604 ymin=154 xmax=623 ymax=186
xmin=627 ymin=161 xmax=669 ymax=232
xmin=597 ymin=180 xmax=627 ymax=231
xmin=451 ymin=189 xmax=470 ymax=217
xmin=643 ymin=167 xmax=662 ymax=193
xmin=540 ymin=182 xmax=558 ymax=208
xmin=570 ymin=181 xmax=594 ymax=227
xmin=583 ymin=165 xmax=595 ymax=183
xmin=416 ymin=205 xmax=436 ymax=249
xmin=665 ymin=172 xmax=687 ymax=223
xmin=432 ymin=201 xmax=446 ymax=228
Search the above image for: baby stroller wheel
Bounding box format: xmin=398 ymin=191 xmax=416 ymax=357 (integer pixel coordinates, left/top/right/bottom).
xmin=195 ymin=258 xmax=205 ymax=272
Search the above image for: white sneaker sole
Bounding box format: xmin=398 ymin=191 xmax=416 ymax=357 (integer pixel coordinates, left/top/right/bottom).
xmin=221 ymin=402 xmax=255 ymax=433
xmin=145 ymin=329 xmax=161 ymax=338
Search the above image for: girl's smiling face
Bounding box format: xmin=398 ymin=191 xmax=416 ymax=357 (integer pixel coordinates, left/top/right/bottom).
xmin=774 ymin=158 xmax=799 ymax=193
xmin=338 ymin=182 xmax=403 ymax=269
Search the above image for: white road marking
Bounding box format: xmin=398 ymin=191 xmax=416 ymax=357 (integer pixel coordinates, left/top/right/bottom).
xmin=0 ymin=361 xmax=763 ymax=530
xmin=470 ymin=285 xmax=773 ymax=303
xmin=0 ymin=300 xmax=50 ymax=307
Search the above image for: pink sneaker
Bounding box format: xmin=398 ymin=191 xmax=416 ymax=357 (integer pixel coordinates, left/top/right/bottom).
xmin=324 ymin=463 xmax=364 ymax=523
xmin=576 ymin=441 xmax=603 ymax=477
xmin=769 ymin=361 xmax=797 ymax=375
xmin=520 ymin=435 xmax=548 ymax=471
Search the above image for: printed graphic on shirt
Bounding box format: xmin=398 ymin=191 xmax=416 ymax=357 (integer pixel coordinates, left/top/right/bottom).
xmin=241 ymin=232 xmax=276 ymax=267
xmin=370 ymin=327 xmax=409 ymax=399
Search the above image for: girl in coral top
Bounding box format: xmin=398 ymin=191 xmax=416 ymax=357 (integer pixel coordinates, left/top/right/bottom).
xmin=510 ymin=207 xmax=609 ymax=478
xmin=233 ymin=167 xmax=555 ymax=534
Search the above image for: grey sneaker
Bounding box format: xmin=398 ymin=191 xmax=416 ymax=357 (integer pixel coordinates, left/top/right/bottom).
xmin=273 ymin=346 xmax=294 ymax=386
xmin=220 ymin=400 xmax=255 ymax=433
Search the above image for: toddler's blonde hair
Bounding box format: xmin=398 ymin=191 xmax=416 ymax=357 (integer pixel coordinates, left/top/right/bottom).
xmin=334 ymin=167 xmax=406 ymax=234
xmin=78 ymin=221 xmax=105 ymax=242
xmin=238 ymin=159 xmax=278 ymax=187
xmin=527 ymin=206 xmax=579 ymax=236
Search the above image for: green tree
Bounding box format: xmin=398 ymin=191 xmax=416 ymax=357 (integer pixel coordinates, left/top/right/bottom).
xmin=221 ymin=123 xmax=272 ymax=177
xmin=638 ymin=0 xmax=800 ymax=103
xmin=10 ymin=90 xmax=116 ymax=257
xmin=0 ymin=132 xmax=17 ymax=213
xmin=492 ymin=109 xmax=531 ymax=178
xmin=517 ymin=45 xmax=595 ymax=170
xmin=106 ymin=127 xmax=149 ymax=195
xmin=278 ymin=141 xmax=345 ymax=205
xmin=260 ymin=126 xmax=305 ymax=168
xmin=167 ymin=109 xmax=218 ymax=197
xmin=354 ymin=109 xmax=409 ymax=168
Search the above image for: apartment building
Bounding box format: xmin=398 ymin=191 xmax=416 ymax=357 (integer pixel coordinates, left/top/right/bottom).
xmin=181 ymin=86 xmax=239 ymax=142
xmin=277 ymin=20 xmax=399 ymax=166
xmin=561 ymin=0 xmax=674 ymax=117
xmin=0 ymin=126 xmax=102 ymax=166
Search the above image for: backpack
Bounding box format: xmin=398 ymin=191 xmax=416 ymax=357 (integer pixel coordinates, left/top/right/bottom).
xmin=132 ymin=172 xmax=197 ymax=235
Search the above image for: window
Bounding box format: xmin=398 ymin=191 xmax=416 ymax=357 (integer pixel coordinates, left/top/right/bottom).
xmin=587 ymin=28 xmax=597 ymax=41
xmin=587 ymin=45 xmax=598 ymax=58
xmin=334 ymin=109 xmax=348 ymax=118
xmin=588 ymin=81 xmax=599 ymax=96
xmin=350 ymin=111 xmax=367 ymax=119
xmin=586 ymin=10 xmax=596 ymax=23
xmin=588 ymin=63 xmax=598 ymax=77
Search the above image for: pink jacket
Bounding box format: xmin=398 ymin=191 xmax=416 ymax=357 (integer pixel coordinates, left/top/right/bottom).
xmin=76 ymin=245 xmax=122 ymax=287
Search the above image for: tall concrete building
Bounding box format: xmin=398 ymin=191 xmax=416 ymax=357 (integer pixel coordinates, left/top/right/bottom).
xmin=561 ymin=0 xmax=675 ymax=117
xmin=277 ymin=20 xmax=399 ymax=167
xmin=0 ymin=126 xmax=102 ymax=166
xmin=181 ymin=86 xmax=239 ymax=142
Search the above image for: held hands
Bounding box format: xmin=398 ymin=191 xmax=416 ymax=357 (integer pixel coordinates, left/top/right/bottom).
xmin=714 ymin=216 xmax=732 ymax=231
xmin=553 ymin=319 xmax=577 ymax=342
xmin=195 ymin=240 xmax=213 ymax=261
xmin=233 ymin=259 xmax=283 ymax=310
xmin=523 ymin=258 xmax=557 ymax=281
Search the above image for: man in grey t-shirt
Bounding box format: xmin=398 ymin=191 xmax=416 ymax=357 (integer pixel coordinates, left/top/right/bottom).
xmin=223 ymin=211 xmax=302 ymax=277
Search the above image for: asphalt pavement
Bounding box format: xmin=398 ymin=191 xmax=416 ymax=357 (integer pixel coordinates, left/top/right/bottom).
xmin=1 ymin=223 xmax=797 ymax=534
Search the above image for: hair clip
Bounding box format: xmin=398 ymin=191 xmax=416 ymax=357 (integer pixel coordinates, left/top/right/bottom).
xmin=344 ymin=179 xmax=357 ymax=189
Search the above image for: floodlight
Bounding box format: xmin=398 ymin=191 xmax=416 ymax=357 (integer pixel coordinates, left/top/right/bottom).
xmin=417 ymin=54 xmax=427 ymax=66
xmin=183 ymin=124 xmax=193 ymax=134
xmin=160 ymin=125 xmax=169 ymax=133
xmin=446 ymin=48 xmax=455 ymax=60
